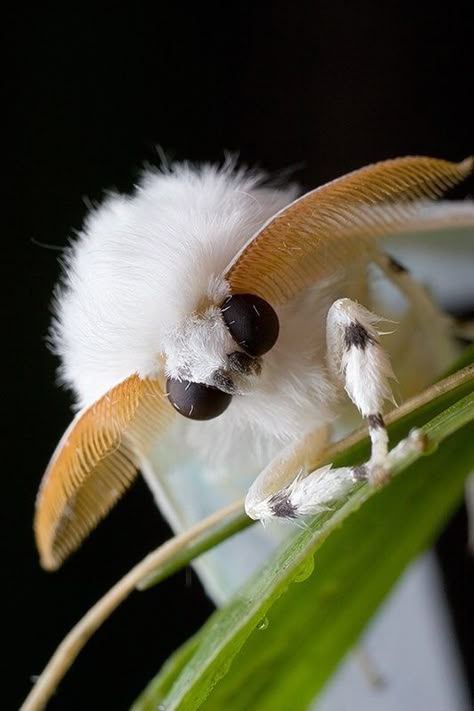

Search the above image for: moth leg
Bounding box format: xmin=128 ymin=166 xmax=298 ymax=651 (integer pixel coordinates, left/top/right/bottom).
xmin=372 ymin=252 xmax=474 ymax=550
xmin=374 ymin=250 xmax=474 ymax=344
xmin=371 ymin=250 xmax=459 ymax=373
xmin=245 ymin=298 xmax=428 ymax=523
xmin=244 ymin=426 xmax=331 ymax=521
xmin=372 ymin=250 xmax=448 ymax=322
xmin=245 ymin=298 xmax=399 ymax=522
xmin=325 ymin=298 xmax=397 ymax=485
xmin=325 ymin=298 xmax=426 ymax=482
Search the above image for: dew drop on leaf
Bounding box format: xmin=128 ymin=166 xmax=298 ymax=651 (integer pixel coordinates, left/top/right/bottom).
xmin=293 ymin=555 xmax=315 ymax=583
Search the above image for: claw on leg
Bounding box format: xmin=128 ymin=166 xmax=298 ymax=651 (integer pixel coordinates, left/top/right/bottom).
xmin=352 ymin=427 xmax=428 ymax=486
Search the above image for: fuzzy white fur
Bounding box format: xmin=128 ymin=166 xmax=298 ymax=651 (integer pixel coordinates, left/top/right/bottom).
xmin=52 ymin=162 xmax=366 ymax=467
xmin=51 ymin=161 xmax=299 ymax=408
xmin=52 ymin=160 xmax=464 ymax=476
xmin=49 ymin=159 xmax=471 ymax=603
xmin=327 ymin=298 xmax=396 ymax=417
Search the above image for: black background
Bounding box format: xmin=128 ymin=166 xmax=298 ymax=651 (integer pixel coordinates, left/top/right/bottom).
xmin=5 ymin=3 xmax=474 ymax=709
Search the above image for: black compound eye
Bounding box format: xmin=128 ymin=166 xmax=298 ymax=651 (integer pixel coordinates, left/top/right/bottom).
xmin=221 ymin=294 xmax=279 ymax=357
xmin=166 ymin=378 xmax=232 ymax=420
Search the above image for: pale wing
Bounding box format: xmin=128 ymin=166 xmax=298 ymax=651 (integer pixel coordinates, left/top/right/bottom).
xmin=225 ymin=156 xmax=473 ymax=303
xmin=35 ymin=375 xmax=175 ymax=570
xmin=381 ymin=202 xmax=474 ymax=310
xmin=140 ymin=431 xmax=289 ymax=605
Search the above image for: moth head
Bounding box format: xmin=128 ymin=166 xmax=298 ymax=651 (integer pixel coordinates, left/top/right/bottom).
xmin=164 ymin=292 xmax=280 ymax=420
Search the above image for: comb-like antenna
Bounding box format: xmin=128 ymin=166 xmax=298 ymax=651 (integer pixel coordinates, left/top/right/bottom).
xmin=35 ymin=375 xmax=175 ymax=570
xmin=226 ymin=156 xmax=473 ymax=303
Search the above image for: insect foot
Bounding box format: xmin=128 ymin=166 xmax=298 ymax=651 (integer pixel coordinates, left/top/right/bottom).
xmin=361 ymin=428 xmax=429 ymax=489
xmin=366 ymin=463 xmax=390 ymax=488
xmin=386 ymin=428 xmax=430 ymax=464
xmin=245 ymin=463 xmax=355 ymax=522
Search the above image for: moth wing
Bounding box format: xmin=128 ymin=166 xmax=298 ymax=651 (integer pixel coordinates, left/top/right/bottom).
xmin=140 ymin=432 xmax=289 ymax=605
xmin=35 ymin=374 xmax=175 ymax=571
xmin=381 ymin=203 xmax=474 ymax=311
xmin=225 ymin=156 xmax=473 ymax=303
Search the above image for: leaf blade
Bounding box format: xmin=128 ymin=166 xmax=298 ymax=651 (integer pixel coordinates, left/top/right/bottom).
xmin=132 ymin=373 xmax=473 ymax=711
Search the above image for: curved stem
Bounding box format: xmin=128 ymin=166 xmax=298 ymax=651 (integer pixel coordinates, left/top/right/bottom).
xmin=20 ymin=499 xmax=245 ymax=711
xmin=20 ymin=362 xmax=473 ymax=711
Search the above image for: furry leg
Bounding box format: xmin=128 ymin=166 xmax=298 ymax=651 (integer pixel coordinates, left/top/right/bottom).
xmin=326 ymin=298 xmax=396 ymax=485
xmin=372 ymin=251 xmax=450 ymax=324
xmin=245 ymin=426 xmax=330 ymax=520
xmin=373 ymin=252 xmax=474 ymax=547
xmin=371 ymin=250 xmax=459 ymax=372
xmin=246 ymin=298 xmax=405 ymax=522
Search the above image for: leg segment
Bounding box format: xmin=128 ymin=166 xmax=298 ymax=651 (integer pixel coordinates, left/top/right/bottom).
xmin=245 ymin=426 xmax=330 ymax=520
xmin=326 ymin=298 xmax=395 ymax=483
xmin=371 ymin=250 xmax=458 ymax=377
xmin=245 ymin=298 xmax=400 ymax=522
xmin=373 ymin=251 xmax=445 ymax=323
xmin=374 ymin=251 xmax=474 ymax=550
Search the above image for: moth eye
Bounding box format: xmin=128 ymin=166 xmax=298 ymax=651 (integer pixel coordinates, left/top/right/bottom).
xmin=221 ymin=294 xmax=279 ymax=357
xmin=166 ymin=378 xmax=232 ymax=420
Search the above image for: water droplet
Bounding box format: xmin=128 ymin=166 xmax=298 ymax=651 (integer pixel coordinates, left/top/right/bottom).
xmin=294 ymin=555 xmax=315 ymax=583
xmin=256 ymin=616 xmax=269 ymax=631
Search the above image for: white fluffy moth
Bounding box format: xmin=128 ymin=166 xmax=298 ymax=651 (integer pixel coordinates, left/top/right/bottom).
xmin=34 ymin=155 xmax=474 ymax=576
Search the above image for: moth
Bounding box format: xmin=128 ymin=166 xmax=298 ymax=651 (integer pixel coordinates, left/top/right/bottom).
xmin=35 ymin=156 xmax=474 ymax=589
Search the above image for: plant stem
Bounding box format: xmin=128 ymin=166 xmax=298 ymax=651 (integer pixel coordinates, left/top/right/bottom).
xmin=20 ymin=499 xmax=245 ymax=711
xmin=20 ymin=363 xmax=473 ymax=711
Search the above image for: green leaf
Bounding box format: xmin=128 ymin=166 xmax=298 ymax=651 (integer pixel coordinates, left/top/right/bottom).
xmin=132 ymin=362 xmax=473 ymax=711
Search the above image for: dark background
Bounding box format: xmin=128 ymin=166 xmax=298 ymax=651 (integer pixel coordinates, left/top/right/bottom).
xmin=5 ymin=3 xmax=473 ymax=709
